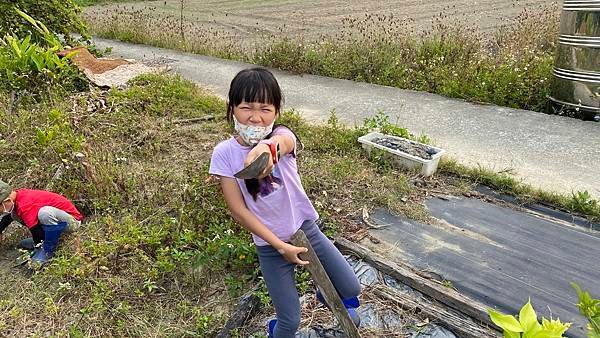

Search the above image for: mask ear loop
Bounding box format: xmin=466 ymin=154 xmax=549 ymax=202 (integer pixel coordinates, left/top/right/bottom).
xmin=2 ymin=198 xmax=14 ymax=214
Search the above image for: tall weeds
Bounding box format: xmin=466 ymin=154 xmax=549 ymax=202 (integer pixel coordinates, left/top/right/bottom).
xmin=84 ymin=3 xmax=560 ymax=112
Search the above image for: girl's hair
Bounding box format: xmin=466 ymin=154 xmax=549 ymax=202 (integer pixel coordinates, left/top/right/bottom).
xmin=227 ymin=67 xmax=283 ymax=123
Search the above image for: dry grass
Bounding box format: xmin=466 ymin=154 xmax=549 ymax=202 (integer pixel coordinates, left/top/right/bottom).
xmin=83 ymin=2 xmax=560 ymax=112
xmin=0 ymin=73 xmax=427 ymax=336
xmin=1 ymin=72 xmax=597 ymax=336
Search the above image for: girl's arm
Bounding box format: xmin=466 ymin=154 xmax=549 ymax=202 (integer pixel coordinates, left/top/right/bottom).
xmin=268 ymin=134 xmax=295 ymax=157
xmin=244 ymin=134 xmax=295 ymax=178
xmin=220 ymin=176 xmax=309 ymax=265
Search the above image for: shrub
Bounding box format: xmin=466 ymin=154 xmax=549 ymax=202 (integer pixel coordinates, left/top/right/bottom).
xmin=0 ymin=10 xmax=87 ymax=98
xmin=0 ymin=0 xmax=88 ymax=45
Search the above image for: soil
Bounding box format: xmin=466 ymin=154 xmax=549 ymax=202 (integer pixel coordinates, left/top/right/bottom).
xmin=59 ymin=47 xmax=130 ymax=74
xmin=86 ymin=0 xmax=556 ymax=42
xmin=0 ymin=230 xmax=31 ymax=288
xmin=372 ymin=137 xmax=438 ymax=160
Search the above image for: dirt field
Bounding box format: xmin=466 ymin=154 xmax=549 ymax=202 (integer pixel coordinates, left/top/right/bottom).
xmin=87 ymin=0 xmax=557 ymax=40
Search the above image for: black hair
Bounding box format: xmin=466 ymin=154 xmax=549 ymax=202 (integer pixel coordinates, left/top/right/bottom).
xmin=227 ymin=67 xmax=283 ymax=123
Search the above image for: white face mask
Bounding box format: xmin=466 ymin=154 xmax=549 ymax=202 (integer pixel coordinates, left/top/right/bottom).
xmin=233 ymin=115 xmax=274 ymax=145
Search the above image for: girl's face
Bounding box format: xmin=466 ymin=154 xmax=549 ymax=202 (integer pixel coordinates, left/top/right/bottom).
xmin=233 ymin=101 xmax=277 ymax=127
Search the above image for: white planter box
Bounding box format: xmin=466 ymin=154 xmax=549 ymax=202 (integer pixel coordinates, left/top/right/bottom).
xmin=357 ymin=132 xmax=445 ymax=177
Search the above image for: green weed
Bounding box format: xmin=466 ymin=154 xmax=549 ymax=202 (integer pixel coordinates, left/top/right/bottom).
xmin=440 ymin=159 xmax=600 ymax=222
xmin=0 ymin=0 xmax=88 ymax=45
xmin=489 ymin=299 xmax=571 ymax=337
xmin=572 ymin=283 xmax=600 ymax=337
xmin=0 ymin=9 xmax=88 ymax=100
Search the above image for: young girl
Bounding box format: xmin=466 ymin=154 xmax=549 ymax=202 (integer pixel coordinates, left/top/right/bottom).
xmin=209 ymin=68 xmax=361 ymax=337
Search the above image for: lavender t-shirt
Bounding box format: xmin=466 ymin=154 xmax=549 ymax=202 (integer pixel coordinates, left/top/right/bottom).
xmin=209 ymin=127 xmax=319 ymax=246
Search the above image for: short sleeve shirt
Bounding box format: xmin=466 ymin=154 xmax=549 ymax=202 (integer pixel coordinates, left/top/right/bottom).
xmin=209 ymin=127 xmax=319 ymax=246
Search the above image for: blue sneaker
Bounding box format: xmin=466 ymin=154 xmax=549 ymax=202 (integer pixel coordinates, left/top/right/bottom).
xmin=316 ymin=289 xmax=361 ymax=326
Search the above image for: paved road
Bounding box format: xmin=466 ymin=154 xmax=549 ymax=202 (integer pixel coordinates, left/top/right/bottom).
xmin=93 ymin=37 xmax=600 ymax=198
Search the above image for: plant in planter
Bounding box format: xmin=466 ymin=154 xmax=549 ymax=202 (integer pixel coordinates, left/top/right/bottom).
xmin=358 ymin=131 xmax=444 ymax=176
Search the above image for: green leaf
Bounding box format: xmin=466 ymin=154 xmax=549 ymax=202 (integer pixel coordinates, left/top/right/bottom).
xmin=31 ymin=54 xmax=44 ymax=72
xmin=490 ymin=308 xmax=524 ymax=333
xmin=504 ymin=331 xmax=521 ymax=338
xmin=588 ymin=330 xmax=600 ymax=338
xmin=520 ymin=299 xmax=542 ymax=337
xmin=8 ymin=36 xmax=21 ymax=58
xmin=541 ymin=317 xmax=571 ymax=336
xmin=64 ymin=50 xmax=80 ymax=60
xmin=16 ymin=8 xmax=38 ymax=28
xmin=22 ymin=35 xmax=31 ymax=47
xmin=532 ymin=329 xmax=562 ymax=338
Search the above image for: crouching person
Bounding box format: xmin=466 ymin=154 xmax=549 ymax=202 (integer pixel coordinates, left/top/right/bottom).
xmin=0 ymin=180 xmax=83 ymax=265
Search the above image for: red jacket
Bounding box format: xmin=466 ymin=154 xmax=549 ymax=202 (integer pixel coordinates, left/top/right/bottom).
xmin=15 ymin=189 xmax=83 ymax=228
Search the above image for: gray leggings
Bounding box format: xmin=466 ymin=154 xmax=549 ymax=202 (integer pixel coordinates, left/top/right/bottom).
xmin=256 ymin=220 xmax=361 ymax=338
xmin=38 ymin=206 xmax=81 ymax=232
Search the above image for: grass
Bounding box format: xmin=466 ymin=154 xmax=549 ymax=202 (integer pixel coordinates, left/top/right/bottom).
xmin=1 ymin=71 xmax=598 ymax=336
xmin=0 ymin=75 xmax=236 ymax=336
xmin=83 ymin=3 xmax=559 ymax=113
xmin=440 ymin=159 xmax=600 ymax=222
xmin=0 ymin=73 xmax=424 ymax=336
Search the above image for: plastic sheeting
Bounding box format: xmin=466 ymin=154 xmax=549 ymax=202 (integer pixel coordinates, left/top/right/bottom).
xmin=347 ymin=255 xmax=424 ymax=300
xmin=413 ymin=325 xmax=458 ymax=338
xmin=293 ymin=257 xmax=458 ymax=338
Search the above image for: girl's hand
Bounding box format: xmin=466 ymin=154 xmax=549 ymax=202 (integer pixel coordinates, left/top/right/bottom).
xmin=277 ymin=243 xmax=310 ymax=265
xmin=245 ymin=143 xmax=273 ymax=178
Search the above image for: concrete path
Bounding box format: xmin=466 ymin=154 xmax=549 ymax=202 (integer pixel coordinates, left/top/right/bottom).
xmin=93 ymin=37 xmax=600 ymax=198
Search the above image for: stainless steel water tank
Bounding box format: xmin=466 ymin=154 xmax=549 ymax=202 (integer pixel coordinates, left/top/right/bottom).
xmin=550 ymin=0 xmax=600 ymax=118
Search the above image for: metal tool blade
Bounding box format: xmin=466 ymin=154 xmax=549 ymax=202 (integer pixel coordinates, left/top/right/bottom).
xmin=234 ymin=152 xmax=270 ymax=179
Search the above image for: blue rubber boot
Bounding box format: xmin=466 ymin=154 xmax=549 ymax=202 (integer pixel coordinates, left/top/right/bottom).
xmin=268 ymin=318 xmax=277 ymax=338
xmin=31 ymin=222 xmax=67 ymax=265
xmin=316 ymin=289 xmax=361 ymax=326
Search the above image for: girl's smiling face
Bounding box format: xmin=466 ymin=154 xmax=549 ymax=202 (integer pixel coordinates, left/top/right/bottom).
xmin=233 ymin=101 xmax=277 ymax=127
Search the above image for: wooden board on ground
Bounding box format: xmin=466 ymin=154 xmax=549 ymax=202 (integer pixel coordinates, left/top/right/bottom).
xmin=373 ymin=285 xmax=500 ymax=338
xmin=335 ymin=237 xmax=500 ymax=334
